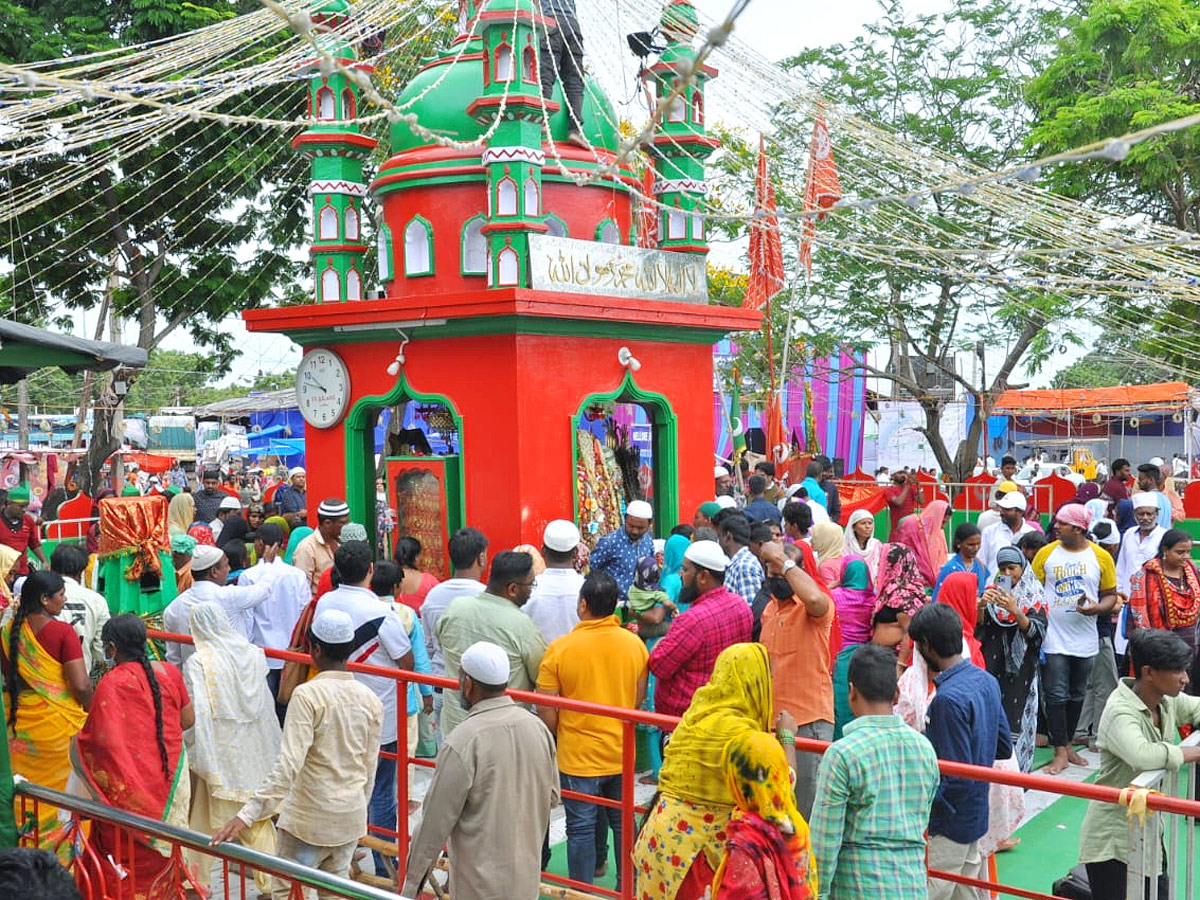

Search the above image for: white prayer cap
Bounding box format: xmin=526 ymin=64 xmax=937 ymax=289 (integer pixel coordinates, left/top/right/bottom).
xmin=460 ymin=641 xmax=511 ymax=686
xmin=626 ymin=500 xmax=653 ymax=520
xmin=1148 ymin=457 xmax=1165 ymax=468
xmin=1132 ymin=492 xmax=1159 ymax=510
xmin=311 ymin=609 xmax=354 ymax=645
xmin=191 ymin=544 xmax=225 ymax=571
xmin=219 ymin=495 xmax=242 ymax=511
xmin=714 ymin=465 xmax=730 ymax=479
xmin=996 ymin=492 xmax=1027 ymax=511
xmin=289 ymin=466 xmax=306 ymax=479
xmin=543 ymin=519 xmax=581 ymax=553
xmin=714 ymin=495 xmax=737 ymax=509
xmin=684 ymin=540 xmax=730 ymax=573
xmin=653 ymin=538 xmax=665 ymax=554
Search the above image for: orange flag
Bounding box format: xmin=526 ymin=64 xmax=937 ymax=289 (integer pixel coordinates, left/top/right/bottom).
xmin=637 ymin=167 xmax=658 ymax=249
xmin=743 ymin=135 xmax=785 ymax=310
xmin=765 ymin=390 xmax=790 ymax=466
xmin=798 ymin=107 xmax=842 ymax=278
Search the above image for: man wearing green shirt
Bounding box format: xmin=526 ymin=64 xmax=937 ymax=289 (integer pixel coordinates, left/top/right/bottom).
xmin=436 ymin=551 xmax=547 ymax=737
xmin=1079 ymin=628 xmax=1200 ymax=900
xmin=811 ymin=644 xmax=940 ymax=899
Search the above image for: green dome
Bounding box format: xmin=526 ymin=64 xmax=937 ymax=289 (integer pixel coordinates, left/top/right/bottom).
xmin=389 ymin=48 xmax=620 ymax=154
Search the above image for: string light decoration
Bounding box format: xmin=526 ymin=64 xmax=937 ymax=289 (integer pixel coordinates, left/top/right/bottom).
xmin=0 ymin=0 xmax=1197 ymax=387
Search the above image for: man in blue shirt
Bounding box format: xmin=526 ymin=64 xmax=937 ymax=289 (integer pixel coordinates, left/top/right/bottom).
xmin=742 ymin=475 xmax=782 ymax=526
xmin=589 ymin=500 xmax=653 ymax=603
xmin=908 ymin=602 xmax=1011 ymax=900
xmin=799 ymin=460 xmax=826 ymax=511
xmin=274 ymin=466 xmax=308 ymax=526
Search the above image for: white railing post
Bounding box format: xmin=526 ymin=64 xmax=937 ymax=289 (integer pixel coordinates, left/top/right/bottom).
xmin=1126 ymin=729 xmax=1200 ymax=898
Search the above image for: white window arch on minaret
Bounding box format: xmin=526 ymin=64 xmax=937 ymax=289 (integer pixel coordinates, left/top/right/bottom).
xmin=667 ymin=208 xmax=686 ymax=239
xmin=346 ymin=267 xmax=362 ymax=300
xmin=523 ymin=178 xmax=540 ymax=216
xmin=345 ymin=205 xmax=360 ymax=240
xmin=462 ymin=216 xmax=487 ymax=274
xmin=319 ymin=204 xmax=338 ymax=240
xmin=496 ymin=177 xmax=518 ymax=216
xmin=377 ymin=225 xmax=394 ymax=281
xmin=666 ymin=94 xmax=686 ymax=123
xmin=317 ymin=87 xmax=335 ymax=120
xmin=692 ymin=92 xmax=704 ymax=124
xmin=404 ymin=217 xmax=433 ymax=276
xmin=495 ymin=44 xmax=514 ymax=82
xmin=320 ymin=267 xmax=340 ymax=302
xmin=497 ymin=247 xmax=519 ymax=286
xmin=691 ymin=214 xmax=704 ymax=240
xmin=342 ymin=89 xmax=356 ymax=120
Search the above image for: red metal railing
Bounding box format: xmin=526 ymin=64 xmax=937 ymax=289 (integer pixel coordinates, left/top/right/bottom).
xmin=143 ymin=630 xmax=1200 ymax=900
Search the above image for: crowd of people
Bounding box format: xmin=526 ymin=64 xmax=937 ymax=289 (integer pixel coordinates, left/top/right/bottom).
xmin=1 ymin=451 xmax=1199 ymax=900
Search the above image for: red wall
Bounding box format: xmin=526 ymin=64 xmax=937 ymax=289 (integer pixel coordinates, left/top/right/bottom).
xmin=301 ymin=330 xmax=714 ymax=557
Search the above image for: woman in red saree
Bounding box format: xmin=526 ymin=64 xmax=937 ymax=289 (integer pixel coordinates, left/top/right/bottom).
xmin=2 ymin=571 xmax=91 ymax=861
xmin=1129 ymin=528 xmax=1200 ymax=666
xmin=711 ymin=730 xmax=817 ymax=900
xmin=72 ymin=614 xmax=194 ymax=899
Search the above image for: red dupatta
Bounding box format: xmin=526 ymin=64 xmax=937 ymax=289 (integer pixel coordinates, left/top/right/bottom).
xmin=938 ymin=571 xmax=985 ymax=668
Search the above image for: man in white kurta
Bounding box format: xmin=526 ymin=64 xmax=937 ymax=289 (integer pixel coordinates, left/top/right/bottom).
xmin=403 ymin=641 xmax=559 ymax=900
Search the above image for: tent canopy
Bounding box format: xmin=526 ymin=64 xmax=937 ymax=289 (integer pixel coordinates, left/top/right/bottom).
xmin=0 ymin=318 xmax=147 ymax=384
xmin=993 ymin=382 xmax=1191 ymax=416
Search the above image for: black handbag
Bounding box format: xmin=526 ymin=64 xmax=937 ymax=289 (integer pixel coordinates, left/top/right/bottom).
xmin=1052 ymin=864 xmax=1092 ymax=899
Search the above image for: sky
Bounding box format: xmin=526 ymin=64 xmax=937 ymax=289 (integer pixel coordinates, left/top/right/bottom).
xmin=176 ymin=0 xmax=1057 ymax=392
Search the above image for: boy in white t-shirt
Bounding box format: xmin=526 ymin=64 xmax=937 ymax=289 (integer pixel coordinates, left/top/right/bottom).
xmin=1031 ymin=505 xmax=1118 ymax=775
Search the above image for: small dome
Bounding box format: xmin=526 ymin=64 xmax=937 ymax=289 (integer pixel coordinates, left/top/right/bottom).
xmin=389 ymin=47 xmax=619 ymax=154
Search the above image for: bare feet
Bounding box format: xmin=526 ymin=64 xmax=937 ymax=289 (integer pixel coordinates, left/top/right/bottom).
xmin=1066 ymin=747 xmax=1090 ymax=767
xmin=1035 ymin=733 xmax=1049 ymax=748
xmin=996 ymin=838 xmax=1021 ymax=852
xmin=1044 ymin=748 xmax=1070 ymax=775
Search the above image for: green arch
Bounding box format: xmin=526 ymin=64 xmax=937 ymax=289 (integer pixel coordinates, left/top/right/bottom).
xmin=572 ymin=370 xmax=679 ymax=534
xmin=344 ymin=373 xmax=466 ymax=549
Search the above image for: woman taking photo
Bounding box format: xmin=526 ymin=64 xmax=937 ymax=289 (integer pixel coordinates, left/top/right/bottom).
xmin=977 ymin=546 xmax=1047 ymax=773
xmin=73 ymin=614 xmax=193 ymax=897
xmin=932 ymin=522 xmax=985 ymax=603
xmin=633 ymin=643 xmax=786 ymax=900
xmin=2 ymin=572 xmax=91 ymax=859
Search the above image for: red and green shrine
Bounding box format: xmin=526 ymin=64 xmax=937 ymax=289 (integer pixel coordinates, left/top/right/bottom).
xmin=246 ymin=0 xmax=760 ymax=569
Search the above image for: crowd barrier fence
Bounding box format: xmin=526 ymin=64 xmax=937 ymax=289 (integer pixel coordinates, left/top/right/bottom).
xmin=14 ymin=628 xmax=1185 ymax=900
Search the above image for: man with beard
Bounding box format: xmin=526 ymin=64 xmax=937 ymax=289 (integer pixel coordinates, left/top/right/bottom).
xmin=1116 ymin=493 xmax=1167 ymax=600
xmin=907 ymin=603 xmax=1010 ymax=900
xmin=978 ymin=491 xmax=1037 ymax=576
xmin=1136 ymin=461 xmax=1174 ymax=530
xmin=648 ymin=541 xmax=752 ymax=720
xmin=436 ymin=551 xmax=547 ymax=737
xmin=757 ymin=540 xmax=834 ymax=819
xmin=192 ymin=469 xmax=227 ymax=525
xmin=404 ymin=641 xmax=558 ymax=900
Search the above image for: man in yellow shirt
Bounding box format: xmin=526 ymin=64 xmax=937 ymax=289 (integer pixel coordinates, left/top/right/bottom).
xmin=537 ymin=572 xmax=648 ymax=889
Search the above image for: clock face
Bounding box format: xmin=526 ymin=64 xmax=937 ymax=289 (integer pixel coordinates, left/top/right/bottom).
xmin=296 ymin=349 xmax=351 ymax=429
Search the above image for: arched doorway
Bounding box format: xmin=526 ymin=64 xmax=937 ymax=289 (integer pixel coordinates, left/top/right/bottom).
xmin=344 ymin=375 xmax=465 ymax=578
xmin=573 ymin=372 xmax=678 ymax=547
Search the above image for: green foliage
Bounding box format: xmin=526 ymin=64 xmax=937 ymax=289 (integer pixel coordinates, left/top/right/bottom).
xmin=1051 ymin=336 xmax=1178 ymax=388
xmin=708 ymin=0 xmax=1070 ymax=478
xmin=1026 ymin=0 xmax=1200 ymax=230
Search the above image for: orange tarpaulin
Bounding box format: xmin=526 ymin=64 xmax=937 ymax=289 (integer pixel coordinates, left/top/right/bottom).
xmin=993 ymin=382 xmax=1190 ymax=415
xmin=121 ymin=452 xmax=175 ymax=474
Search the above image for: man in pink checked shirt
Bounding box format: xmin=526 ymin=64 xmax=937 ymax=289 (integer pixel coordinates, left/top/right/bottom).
xmin=648 ymin=540 xmax=753 ymax=721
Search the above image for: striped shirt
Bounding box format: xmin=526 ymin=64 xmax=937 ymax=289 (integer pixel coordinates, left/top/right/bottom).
xmin=810 ymin=714 xmax=940 ymax=900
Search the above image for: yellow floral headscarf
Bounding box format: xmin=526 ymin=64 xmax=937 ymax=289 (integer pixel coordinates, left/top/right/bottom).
xmin=712 ymin=731 xmax=817 ymax=900
xmin=657 ymin=642 xmax=774 ymax=808
xmin=0 ymin=543 xmax=18 ymax=608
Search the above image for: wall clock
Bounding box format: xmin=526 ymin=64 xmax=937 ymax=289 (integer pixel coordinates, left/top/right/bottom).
xmin=295 ymin=348 xmax=350 ymax=429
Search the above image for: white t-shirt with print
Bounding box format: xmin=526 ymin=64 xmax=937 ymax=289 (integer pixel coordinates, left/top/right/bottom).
xmin=1032 ymin=540 xmax=1117 ymax=657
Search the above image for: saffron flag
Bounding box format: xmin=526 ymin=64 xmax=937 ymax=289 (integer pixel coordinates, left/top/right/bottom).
xmin=743 ymin=135 xmax=785 ymax=310
xmin=765 ymin=390 xmax=790 ymax=466
xmin=798 ymin=108 xmax=842 ymax=278
xmin=637 ymin=167 xmax=658 ymax=249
